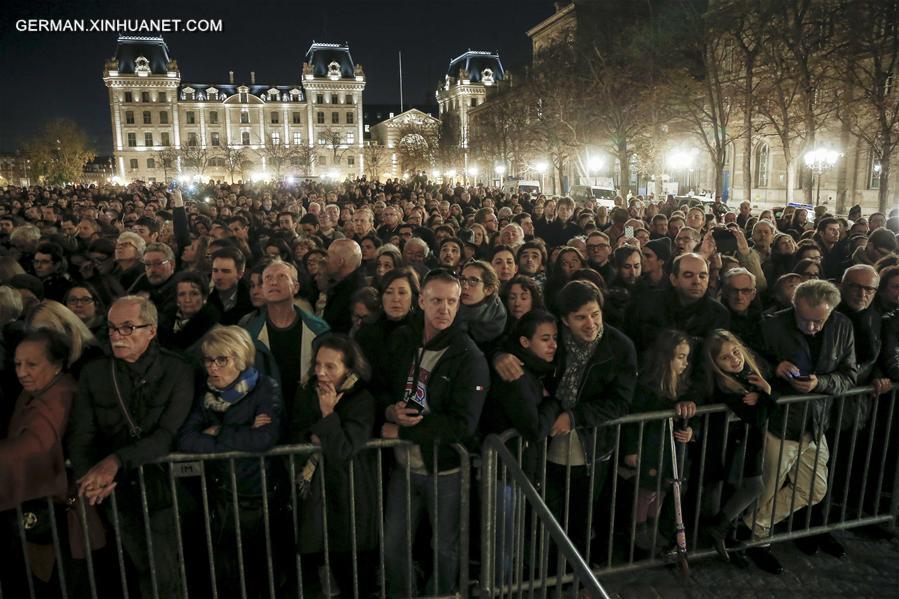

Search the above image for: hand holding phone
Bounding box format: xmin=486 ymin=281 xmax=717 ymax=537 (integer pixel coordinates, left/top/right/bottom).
xmin=624 ymin=225 xmax=634 ymax=238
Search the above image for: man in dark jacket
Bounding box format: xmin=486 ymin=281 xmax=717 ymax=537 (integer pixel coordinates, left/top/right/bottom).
xmin=749 ymin=280 xmax=857 ymax=555
xmin=322 ymin=239 xmax=367 ymax=334
xmin=380 ymin=268 xmax=489 ymax=596
xmin=128 ymin=242 xmax=178 ymax=324
xmin=721 ymin=267 xmax=765 ymax=352
xmin=67 ymin=295 xmax=194 ymax=598
xmin=207 ymin=247 xmax=254 ymax=325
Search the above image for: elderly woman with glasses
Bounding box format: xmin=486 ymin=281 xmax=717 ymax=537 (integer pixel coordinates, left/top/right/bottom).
xmin=178 ymin=325 xmax=282 ymax=599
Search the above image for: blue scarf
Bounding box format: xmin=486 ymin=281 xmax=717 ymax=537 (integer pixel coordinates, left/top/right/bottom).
xmin=203 ymin=367 xmax=260 ymax=412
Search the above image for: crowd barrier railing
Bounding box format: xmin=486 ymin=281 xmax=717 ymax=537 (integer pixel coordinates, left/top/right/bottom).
xmin=3 ymin=386 xmax=897 ymax=599
xmin=478 ymin=384 xmax=899 ymax=596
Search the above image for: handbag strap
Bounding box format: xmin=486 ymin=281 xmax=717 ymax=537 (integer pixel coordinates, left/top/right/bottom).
xmin=111 ymin=360 xmax=142 ymax=439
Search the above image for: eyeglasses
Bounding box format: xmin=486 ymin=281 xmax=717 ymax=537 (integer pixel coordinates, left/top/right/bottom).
xmin=203 ymin=355 xmax=230 ymax=368
xmin=33 ymin=259 xmax=53 ymax=266
xmin=108 ymin=323 xmax=152 ymax=336
xmin=144 ymin=260 xmax=170 ymax=269
xmin=726 ymin=287 xmax=755 ymax=296
xmin=460 ymin=276 xmax=483 ymax=287
xmin=66 ymin=297 xmax=95 ymax=306
xmin=844 ymin=282 xmax=877 ymax=295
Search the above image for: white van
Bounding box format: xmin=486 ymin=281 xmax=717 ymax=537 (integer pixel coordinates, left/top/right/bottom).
xmin=570 ymin=185 xmax=618 ymax=209
xmin=502 ymin=180 xmax=541 ymax=196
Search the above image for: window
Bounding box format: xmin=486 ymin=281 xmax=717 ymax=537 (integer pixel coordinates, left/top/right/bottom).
xmin=240 ymin=111 xmax=249 ymax=124
xmin=242 ymin=131 xmax=250 ymax=145
xmin=159 ymin=111 xmax=169 ymax=124
xmin=147 ymin=158 xmax=155 ymax=169
xmin=317 ymin=94 xmax=324 ymax=104
xmin=130 ymin=159 xmax=138 ymax=170
xmin=141 ymin=92 xmax=151 ymax=103
xmin=331 ymin=94 xmax=339 ymax=104
xmin=319 ymin=156 xmax=327 ymax=166
xmin=293 ymin=132 xmax=302 ymax=145
xmin=318 ymin=134 xmax=326 ymax=145
xmin=209 ymin=111 xmax=218 ymax=124
xmin=346 ymin=112 xmax=354 ymax=124
xmin=347 ymin=155 xmax=355 ymax=166
xmin=317 ymin=111 xmax=325 ymax=124
xmin=471 ymin=98 xmax=478 ymax=107
xmin=271 ymin=111 xmax=280 ymax=124
xmin=125 ymin=111 xmax=135 ymax=124
xmin=157 ymin=92 xmax=167 ymax=102
xmin=127 ymin=133 xmax=137 ymax=147
xmin=124 ymin=91 xmax=133 ymax=103
xmin=292 ymin=112 xmax=301 ymax=124
xmin=186 ymin=111 xmax=196 ymax=124
xmin=332 ymin=112 xmax=339 ymax=124
xmin=346 ymin=132 xmax=355 ymax=144
xmin=272 ymin=132 xmax=280 ymax=145
xmin=239 ymin=92 xmax=248 ymax=103
xmin=188 ymin=132 xmax=198 ymax=146
xmin=754 ymin=142 xmax=769 ymax=188
xmin=345 ymin=94 xmax=353 ymax=104
xmin=211 ymin=132 xmax=220 ymax=147
xmin=869 ymin=151 xmax=882 ymax=189
xmin=144 ymin=132 xmax=153 ymax=146
xmin=161 ymin=132 xmax=170 ymax=146
xmin=142 ymin=111 xmax=152 ymax=124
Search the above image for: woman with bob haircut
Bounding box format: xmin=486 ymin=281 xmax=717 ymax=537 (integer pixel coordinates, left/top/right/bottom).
xmin=26 ymin=300 xmax=103 ymax=377
xmin=177 ymin=325 xmax=283 ymax=598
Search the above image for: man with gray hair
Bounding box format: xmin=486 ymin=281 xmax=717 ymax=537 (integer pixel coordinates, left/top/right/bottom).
xmin=68 ymin=295 xmax=194 ymax=597
xmin=128 ymin=242 xmax=178 ymax=321
xmin=721 ymin=267 xmax=764 ymax=351
xmin=749 ymin=280 xmax=857 ymax=555
xmin=403 ymin=237 xmax=432 ymax=280
xmin=322 ymin=238 xmax=366 ymax=333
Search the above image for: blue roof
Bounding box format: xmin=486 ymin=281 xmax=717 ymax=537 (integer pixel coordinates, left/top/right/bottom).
xmin=305 ymin=42 xmax=356 ymax=78
xmin=112 ymin=36 xmax=172 ymax=75
xmin=446 ymin=50 xmax=504 ymax=83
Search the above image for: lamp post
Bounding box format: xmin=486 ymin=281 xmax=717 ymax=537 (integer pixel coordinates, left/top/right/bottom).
xmin=495 ymin=164 xmax=506 ymax=188
xmin=467 ymin=165 xmax=479 ymax=186
xmin=535 ymin=161 xmax=548 ymax=194
xmin=587 ymin=156 xmax=603 ymax=187
xmin=803 ymin=148 xmax=842 ymax=206
xmin=666 ymin=148 xmax=696 ymax=195
xmin=445 ymin=169 xmax=456 ymax=184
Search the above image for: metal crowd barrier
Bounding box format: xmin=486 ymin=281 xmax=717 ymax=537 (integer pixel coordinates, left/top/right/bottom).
xmin=3 ymin=386 xmax=897 ymax=599
xmin=1 ymin=439 xmax=471 ymax=599
xmin=478 ymin=385 xmax=899 ymax=596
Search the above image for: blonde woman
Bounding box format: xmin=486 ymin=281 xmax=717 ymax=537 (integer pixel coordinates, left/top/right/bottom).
xmin=26 ymin=300 xmax=103 ymax=376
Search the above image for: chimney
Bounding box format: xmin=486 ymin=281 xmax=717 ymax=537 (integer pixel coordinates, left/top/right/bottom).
xmin=250 ymin=71 xmax=256 ymax=84
xmin=228 ymin=71 xmax=234 ymax=84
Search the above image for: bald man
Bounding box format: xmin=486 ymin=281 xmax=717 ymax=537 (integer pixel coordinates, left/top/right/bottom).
xmin=322 ymin=238 xmax=367 ymax=333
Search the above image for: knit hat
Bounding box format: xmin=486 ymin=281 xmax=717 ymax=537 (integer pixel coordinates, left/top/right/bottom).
xmin=643 ymin=237 xmax=672 ymax=262
xmin=8 ymin=274 xmax=45 ymax=300
xmin=869 ymin=228 xmax=897 ymax=252
xmin=116 ymin=231 xmax=146 ymax=255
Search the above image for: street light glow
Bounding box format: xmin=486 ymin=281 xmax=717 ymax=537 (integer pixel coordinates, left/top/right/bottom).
xmin=446 ymin=169 xmax=457 ymax=178
xmin=667 ymin=148 xmax=696 ymax=170
xmin=468 ymin=166 xmax=479 ymax=177
xmin=534 ymin=161 xmax=548 ymax=174
xmin=431 ymin=169 xmax=441 ymax=178
xmin=587 ymin=156 xmax=603 ymax=173
xmin=495 ymin=165 xmax=506 ymax=176
xmin=804 ymin=148 xmax=842 ymax=173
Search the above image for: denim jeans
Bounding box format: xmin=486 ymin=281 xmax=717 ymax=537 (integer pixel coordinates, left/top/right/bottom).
xmin=383 ymin=468 xmax=462 ymax=597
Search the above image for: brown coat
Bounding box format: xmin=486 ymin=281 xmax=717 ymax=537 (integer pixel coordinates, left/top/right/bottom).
xmin=0 ymin=374 xmax=76 ymax=511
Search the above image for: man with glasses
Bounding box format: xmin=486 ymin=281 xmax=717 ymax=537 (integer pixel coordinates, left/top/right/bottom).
xmin=585 ymin=231 xmax=615 ymax=283
xmin=380 ymin=269 xmax=489 ymax=596
xmin=128 ymin=242 xmax=178 ymax=323
xmin=32 ymin=241 xmax=72 ymax=302
xmin=68 ymin=295 xmax=193 ymax=598
xmin=721 ymin=267 xmax=764 ymax=352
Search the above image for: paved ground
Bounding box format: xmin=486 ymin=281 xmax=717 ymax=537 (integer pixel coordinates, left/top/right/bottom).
xmin=599 ymin=530 xmax=899 ymax=599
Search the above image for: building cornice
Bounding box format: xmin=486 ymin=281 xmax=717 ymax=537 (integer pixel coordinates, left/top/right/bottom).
xmin=526 ymin=3 xmax=576 ymax=40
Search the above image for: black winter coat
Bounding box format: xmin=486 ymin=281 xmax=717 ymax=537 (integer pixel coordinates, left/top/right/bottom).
xmin=630 ymin=288 xmax=731 ymax=353
xmin=290 ymin=380 xmax=377 ymax=553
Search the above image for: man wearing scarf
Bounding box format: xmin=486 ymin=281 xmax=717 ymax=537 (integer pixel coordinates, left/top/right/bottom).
xmin=68 ymin=295 xmax=194 ymax=598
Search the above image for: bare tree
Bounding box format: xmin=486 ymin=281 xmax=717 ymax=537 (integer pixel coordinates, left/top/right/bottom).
xmin=395 ymin=122 xmax=437 ymax=175
xmin=320 ymin=127 xmax=348 ymax=168
xmin=436 ymin=112 xmax=464 ymax=173
xmin=256 ymin=136 xmax=296 ymax=180
xmin=153 ymin=147 xmax=180 ymax=182
xmin=291 ymin=145 xmax=318 ymax=178
xmin=217 ymin=144 xmax=247 ymax=184
xmin=363 ymin=142 xmax=386 ymax=180
xmin=179 ymin=143 xmax=209 ymax=179
xmin=23 ymin=119 xmax=95 ymax=185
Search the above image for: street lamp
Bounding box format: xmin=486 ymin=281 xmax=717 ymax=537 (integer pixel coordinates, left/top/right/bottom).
xmin=587 ymin=155 xmax=603 ymax=186
xmin=804 ymin=147 xmax=842 ymax=206
xmin=446 ymin=169 xmax=456 ymax=183
xmin=467 ymin=165 xmax=479 ymax=185
xmin=535 ymin=161 xmax=548 ymax=194
xmin=667 ymin=148 xmax=697 ymax=194
xmin=495 ymin=164 xmax=506 ymax=188
xmin=431 ymin=169 xmax=441 ymax=180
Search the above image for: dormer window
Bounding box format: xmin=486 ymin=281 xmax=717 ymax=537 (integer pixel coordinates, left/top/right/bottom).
xmin=482 ymin=68 xmax=494 ymax=85
xmin=268 ymin=89 xmax=280 ymax=101
xmin=206 ymin=88 xmax=218 ymax=100
xmin=327 ymin=61 xmax=341 ymax=79
xmin=182 ymin=87 xmax=195 ymax=101
xmin=237 ymin=86 xmax=249 ymax=104
xmin=134 ymin=56 xmax=150 ymax=76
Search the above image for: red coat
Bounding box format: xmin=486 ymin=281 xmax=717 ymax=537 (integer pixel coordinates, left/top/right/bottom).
xmin=0 ymin=374 xmax=76 ymax=511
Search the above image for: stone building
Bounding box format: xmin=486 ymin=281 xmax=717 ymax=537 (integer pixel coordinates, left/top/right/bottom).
xmin=103 ymin=36 xmax=365 ymax=183
xmin=369 ymin=108 xmax=441 ymax=179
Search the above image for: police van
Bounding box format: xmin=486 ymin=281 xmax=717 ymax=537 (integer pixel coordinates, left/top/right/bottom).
xmin=501 ymin=180 xmax=541 ymax=196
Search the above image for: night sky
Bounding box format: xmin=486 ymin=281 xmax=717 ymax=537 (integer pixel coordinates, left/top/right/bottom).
xmin=0 ymin=0 xmax=555 ymax=155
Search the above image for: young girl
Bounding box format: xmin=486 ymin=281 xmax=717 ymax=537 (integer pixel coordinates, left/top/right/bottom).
xmin=623 ymin=330 xmax=694 ymax=553
xmin=703 ymin=330 xmax=781 ymax=573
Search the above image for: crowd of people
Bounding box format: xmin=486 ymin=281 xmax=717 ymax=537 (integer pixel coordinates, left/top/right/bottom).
xmin=0 ymin=175 xmax=897 ymax=597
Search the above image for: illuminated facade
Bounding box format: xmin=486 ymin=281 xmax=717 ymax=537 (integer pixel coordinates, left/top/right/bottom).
xmin=103 ymin=36 xmax=365 ymax=182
